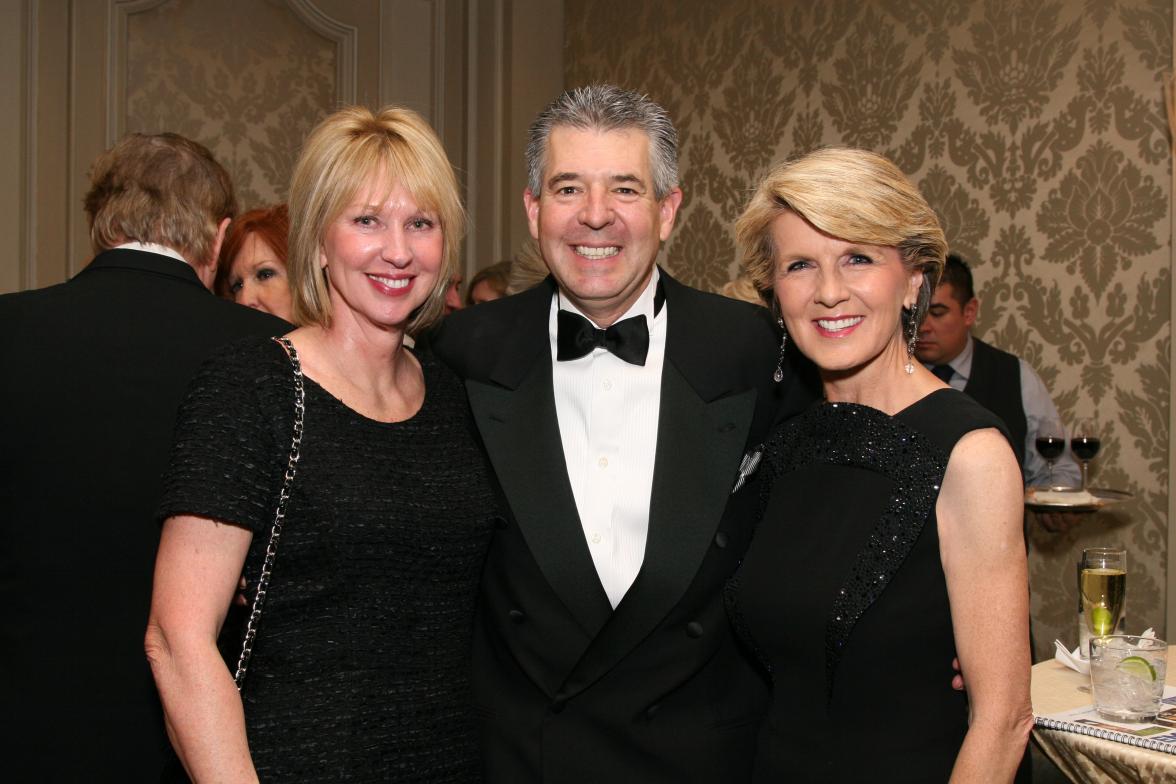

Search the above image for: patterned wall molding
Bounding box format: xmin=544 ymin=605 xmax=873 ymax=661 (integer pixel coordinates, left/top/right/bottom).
xmin=567 ymin=0 xmax=1173 ymax=660
xmin=287 ymin=0 xmax=358 ymax=105
xmin=122 ymin=0 xmax=340 ymax=209
xmin=107 ymin=0 xmax=170 ymax=147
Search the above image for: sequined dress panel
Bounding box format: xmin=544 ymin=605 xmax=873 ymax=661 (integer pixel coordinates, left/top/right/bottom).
xmin=727 ymin=389 xmax=1007 ymax=783
xmin=158 ymin=337 xmax=496 ymax=782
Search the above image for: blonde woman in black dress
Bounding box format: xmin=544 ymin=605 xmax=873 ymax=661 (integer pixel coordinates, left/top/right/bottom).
xmin=728 ymin=148 xmax=1032 ymax=783
xmin=146 ymin=107 xmax=495 ymax=782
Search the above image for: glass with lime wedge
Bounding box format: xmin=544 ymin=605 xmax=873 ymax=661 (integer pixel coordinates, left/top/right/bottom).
xmin=1089 ymin=635 xmax=1167 ymax=722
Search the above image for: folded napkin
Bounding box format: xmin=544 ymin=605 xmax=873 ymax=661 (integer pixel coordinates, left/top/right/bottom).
xmin=1054 ymin=640 xmax=1090 ymax=674
xmin=1054 ymin=628 xmax=1157 ymax=674
xmin=1029 ymin=488 xmax=1099 ymax=506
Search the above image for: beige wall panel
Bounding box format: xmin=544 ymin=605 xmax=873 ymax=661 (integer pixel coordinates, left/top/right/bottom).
xmin=0 ymin=1 xmax=26 ymax=294
xmin=464 ymin=0 xmax=562 ymax=275
xmin=120 ymin=0 xmax=342 ymax=211
xmin=504 ymin=0 xmax=563 ymax=261
xmin=568 ymin=0 xmax=1173 ymax=660
xmin=30 ymin=1 xmax=71 ymax=288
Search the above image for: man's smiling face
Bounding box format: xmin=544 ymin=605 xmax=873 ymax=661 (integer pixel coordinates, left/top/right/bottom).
xmin=524 ymin=126 xmax=682 ymax=326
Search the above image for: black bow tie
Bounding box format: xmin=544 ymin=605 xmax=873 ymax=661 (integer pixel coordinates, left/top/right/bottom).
xmin=557 ymin=310 xmax=650 ymax=365
xmin=931 ymin=364 xmax=955 ymax=382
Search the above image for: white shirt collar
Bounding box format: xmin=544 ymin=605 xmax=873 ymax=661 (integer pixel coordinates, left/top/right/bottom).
xmin=945 ymin=334 xmax=975 ymax=383
xmin=557 ymin=267 xmax=662 ymax=328
xmin=114 ymin=241 xmax=191 ymax=266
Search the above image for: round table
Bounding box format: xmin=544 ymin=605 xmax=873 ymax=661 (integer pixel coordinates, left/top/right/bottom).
xmin=1032 ymin=650 xmax=1176 ymax=783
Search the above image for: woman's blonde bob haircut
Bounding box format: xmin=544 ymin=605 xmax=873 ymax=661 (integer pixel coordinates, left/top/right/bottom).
xmin=736 ymin=147 xmax=946 ymax=328
xmin=287 ymin=105 xmax=465 ymax=333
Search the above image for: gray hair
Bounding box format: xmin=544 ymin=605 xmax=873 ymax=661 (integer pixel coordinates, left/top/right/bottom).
xmin=526 ymin=84 xmax=680 ymax=200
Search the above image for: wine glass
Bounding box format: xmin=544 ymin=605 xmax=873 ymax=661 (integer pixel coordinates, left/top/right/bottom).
xmin=1071 ymin=419 xmax=1101 ymax=490
xmin=1035 ymin=421 xmax=1066 ymax=488
xmin=1080 ymin=548 xmax=1127 ymax=655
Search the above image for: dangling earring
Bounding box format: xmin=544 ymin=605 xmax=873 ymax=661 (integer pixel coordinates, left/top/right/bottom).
xmin=903 ymin=307 xmax=918 ymax=375
xmin=774 ymin=317 xmax=787 ymax=383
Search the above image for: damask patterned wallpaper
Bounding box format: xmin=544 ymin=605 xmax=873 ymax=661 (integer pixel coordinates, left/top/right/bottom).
xmin=125 ymin=0 xmax=336 ymax=210
xmin=567 ymin=0 xmax=1173 ymax=659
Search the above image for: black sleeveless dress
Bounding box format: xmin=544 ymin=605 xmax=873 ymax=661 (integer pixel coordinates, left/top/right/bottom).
xmin=727 ymin=389 xmax=1009 ymax=783
xmin=158 ymin=337 xmax=497 ymax=782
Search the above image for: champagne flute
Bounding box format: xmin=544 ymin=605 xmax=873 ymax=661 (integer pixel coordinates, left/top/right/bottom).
xmin=1081 ymin=548 xmax=1127 ymax=648
xmin=1035 ymin=421 xmax=1066 ymax=488
xmin=1071 ymin=419 xmax=1101 ymax=491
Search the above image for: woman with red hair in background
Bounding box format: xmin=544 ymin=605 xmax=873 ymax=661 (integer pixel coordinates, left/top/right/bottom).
xmin=215 ymin=204 xmax=293 ymax=321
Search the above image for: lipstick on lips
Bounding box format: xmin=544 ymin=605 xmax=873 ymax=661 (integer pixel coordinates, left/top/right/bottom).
xmin=366 ymin=273 xmax=414 ymax=296
xmin=813 ymin=315 xmax=864 ymax=338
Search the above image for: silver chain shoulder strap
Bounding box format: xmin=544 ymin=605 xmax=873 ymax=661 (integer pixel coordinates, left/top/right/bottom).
xmin=234 ymin=335 xmax=306 ymax=690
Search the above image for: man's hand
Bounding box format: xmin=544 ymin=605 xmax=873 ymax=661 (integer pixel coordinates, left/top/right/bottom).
xmin=1036 ymin=510 xmax=1087 ymax=534
xmin=235 ymin=576 xmax=248 ymax=607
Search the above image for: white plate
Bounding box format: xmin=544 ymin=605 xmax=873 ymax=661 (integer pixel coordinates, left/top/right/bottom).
xmin=1024 ymin=486 xmax=1132 ymax=512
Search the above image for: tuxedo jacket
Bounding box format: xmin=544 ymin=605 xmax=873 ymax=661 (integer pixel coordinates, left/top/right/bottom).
xmin=0 ymin=250 xmax=288 ymax=782
xmin=432 ymin=271 xmax=817 ymax=783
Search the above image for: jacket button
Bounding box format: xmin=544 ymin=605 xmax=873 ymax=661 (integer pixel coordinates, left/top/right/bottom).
xmin=492 ymin=515 xmax=508 ymax=530
xmin=645 ymin=703 xmax=660 ymax=720
xmin=686 ymin=621 xmax=703 ymax=638
xmin=714 ymin=531 xmax=729 ymax=549
xmin=550 ymin=697 xmax=566 ymax=714
xmin=508 ymin=609 xmax=525 ymax=624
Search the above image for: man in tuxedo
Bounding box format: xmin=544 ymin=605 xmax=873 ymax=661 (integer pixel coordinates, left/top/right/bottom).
xmin=0 ymin=133 xmax=287 ymax=781
xmin=433 ymin=85 xmax=815 ymax=783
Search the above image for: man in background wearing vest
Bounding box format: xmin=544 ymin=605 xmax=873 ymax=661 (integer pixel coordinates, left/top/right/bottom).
xmin=915 ymin=254 xmax=1082 ymax=533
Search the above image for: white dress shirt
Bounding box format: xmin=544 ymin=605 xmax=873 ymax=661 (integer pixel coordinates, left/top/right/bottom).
xmin=928 ymin=335 xmax=1082 ymax=488
xmin=549 ymin=269 xmax=666 ymax=608
xmin=114 ymin=241 xmax=190 ymax=265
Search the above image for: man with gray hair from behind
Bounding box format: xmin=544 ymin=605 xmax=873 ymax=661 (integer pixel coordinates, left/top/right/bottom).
xmin=432 ymin=84 xmax=817 ymax=782
xmin=0 ymin=133 xmax=287 ymax=781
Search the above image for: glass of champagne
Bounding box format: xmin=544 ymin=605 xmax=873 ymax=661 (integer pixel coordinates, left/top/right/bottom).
xmin=1081 ymin=548 xmax=1127 ymax=654
xmin=1071 ymin=419 xmax=1101 ymax=491
xmin=1035 ymin=420 xmax=1066 ymax=488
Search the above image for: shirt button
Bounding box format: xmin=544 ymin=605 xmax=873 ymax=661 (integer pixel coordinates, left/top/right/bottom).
xmin=602 ymin=379 xmax=613 ymax=391
xmin=686 ymin=621 xmax=704 ymax=638
xmin=590 ymin=533 xmax=601 ymax=544
xmin=598 ymin=456 xmax=608 ymax=469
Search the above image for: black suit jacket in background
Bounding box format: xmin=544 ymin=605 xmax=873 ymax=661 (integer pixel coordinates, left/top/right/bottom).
xmin=431 ymin=271 xmax=817 ymax=783
xmin=0 ymin=250 xmax=288 ymax=782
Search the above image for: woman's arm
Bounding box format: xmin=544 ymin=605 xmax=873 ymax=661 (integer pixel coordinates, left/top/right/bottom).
xmin=145 ymin=515 xmax=257 ymax=783
xmin=937 ymin=428 xmax=1034 ymax=784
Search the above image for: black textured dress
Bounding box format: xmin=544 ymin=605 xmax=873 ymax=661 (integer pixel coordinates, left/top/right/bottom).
xmin=158 ymin=337 xmax=497 ymax=782
xmin=727 ymin=389 xmax=1008 ymax=783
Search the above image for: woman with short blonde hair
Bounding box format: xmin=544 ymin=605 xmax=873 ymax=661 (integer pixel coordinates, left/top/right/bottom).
xmin=727 ymin=147 xmax=1031 ymax=782
xmin=737 ymin=146 xmax=945 ymax=333
xmin=146 ymin=106 xmax=495 ymax=782
xmin=287 ymin=105 xmax=465 ymax=333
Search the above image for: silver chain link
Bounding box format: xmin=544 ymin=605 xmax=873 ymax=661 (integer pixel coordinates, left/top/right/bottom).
xmin=234 ymin=336 xmax=305 ymax=690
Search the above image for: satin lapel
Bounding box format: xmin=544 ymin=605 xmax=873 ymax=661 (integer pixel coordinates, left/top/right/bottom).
xmin=465 ymin=294 xmax=613 ymax=639
xmin=559 ymin=278 xmax=758 ymax=694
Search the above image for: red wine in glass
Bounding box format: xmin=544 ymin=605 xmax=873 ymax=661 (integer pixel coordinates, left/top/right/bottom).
xmin=1036 ymin=422 xmax=1066 ymax=486
xmin=1071 ymin=437 xmax=1101 ymax=462
xmin=1036 ymin=437 xmax=1065 ymax=461
xmin=1071 ymin=423 xmax=1100 ymax=489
